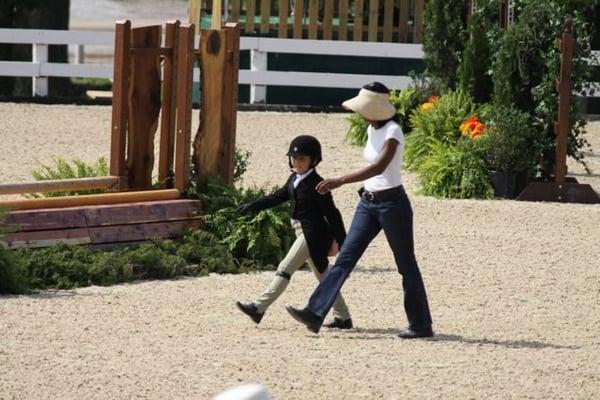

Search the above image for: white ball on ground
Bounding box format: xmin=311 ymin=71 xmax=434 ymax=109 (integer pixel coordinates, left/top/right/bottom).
xmin=212 ymin=383 xmax=270 ymax=400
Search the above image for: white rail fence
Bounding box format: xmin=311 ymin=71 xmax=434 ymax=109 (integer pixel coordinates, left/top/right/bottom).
xmin=0 ymin=28 xmax=598 ymax=105
xmin=0 ymin=28 xmax=422 ymax=103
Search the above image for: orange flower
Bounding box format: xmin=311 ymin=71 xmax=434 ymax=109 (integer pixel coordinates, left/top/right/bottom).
xmin=419 ymin=95 xmax=439 ymax=112
xmin=460 ymin=115 xmax=486 ymax=140
xmin=420 ymin=102 xmax=434 ymax=112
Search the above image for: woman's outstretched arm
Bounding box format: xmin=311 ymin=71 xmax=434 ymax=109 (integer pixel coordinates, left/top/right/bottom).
xmin=316 ymin=138 xmax=398 ymax=194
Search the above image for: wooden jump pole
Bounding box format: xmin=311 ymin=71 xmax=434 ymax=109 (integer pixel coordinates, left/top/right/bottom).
xmin=0 ymin=176 xmax=120 ymax=196
xmin=0 ymin=189 xmax=181 ymax=211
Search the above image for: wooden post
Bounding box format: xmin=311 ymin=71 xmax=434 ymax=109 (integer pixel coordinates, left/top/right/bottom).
xmin=338 ymin=0 xmax=349 ymax=41
xmin=278 ymin=0 xmax=289 ymax=38
xmin=322 ymin=0 xmax=333 ymax=40
xmin=308 ymin=0 xmax=318 ymax=39
xmin=127 ymin=25 xmax=162 ymax=190
xmin=221 ymin=23 xmax=241 ymax=184
xmin=189 ymin=0 xmax=202 ymax=35
xmin=293 ymin=0 xmax=304 ymax=39
xmin=158 ymin=20 xmax=180 ymax=188
xmin=353 ymin=0 xmax=364 ymax=41
xmin=212 ymin=0 xmax=222 ymax=29
xmin=260 ymin=0 xmax=271 ymax=34
xmin=174 ymin=24 xmax=195 ymax=192
xmin=414 ymin=0 xmax=424 ymax=43
xmin=246 ymin=0 xmax=256 ymax=33
xmin=367 ymin=0 xmax=379 ymax=42
xmin=555 ymin=20 xmax=575 ymax=184
xmin=516 ymin=18 xmax=599 ymax=204
xmin=398 ymin=0 xmax=409 ymax=42
xmin=110 ymin=20 xmax=131 ymax=189
xmin=382 ymin=0 xmax=394 ymax=42
xmin=194 ymin=24 xmax=240 ymax=186
xmin=499 ymin=0 xmax=508 ymax=29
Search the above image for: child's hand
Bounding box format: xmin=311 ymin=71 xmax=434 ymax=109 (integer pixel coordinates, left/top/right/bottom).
xmin=328 ymin=240 xmax=339 ymax=257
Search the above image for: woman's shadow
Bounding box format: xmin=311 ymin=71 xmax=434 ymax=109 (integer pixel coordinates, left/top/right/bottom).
xmin=340 ymin=328 xmax=579 ymax=350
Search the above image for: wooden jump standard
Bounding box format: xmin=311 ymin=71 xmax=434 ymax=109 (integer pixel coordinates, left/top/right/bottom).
xmin=517 ymin=19 xmax=599 ymax=204
xmin=0 ymin=19 xmax=241 ymax=248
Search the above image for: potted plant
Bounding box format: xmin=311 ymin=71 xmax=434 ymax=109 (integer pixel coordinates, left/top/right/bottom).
xmin=478 ymin=105 xmax=541 ymax=198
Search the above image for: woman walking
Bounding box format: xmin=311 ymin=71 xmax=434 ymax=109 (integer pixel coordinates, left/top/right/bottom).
xmin=286 ymin=82 xmax=433 ymax=339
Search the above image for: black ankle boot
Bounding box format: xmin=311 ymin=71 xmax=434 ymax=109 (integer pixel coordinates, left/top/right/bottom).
xmin=285 ymin=306 xmax=323 ymax=334
xmin=323 ymin=317 xmax=353 ymax=329
xmin=236 ymin=301 xmax=264 ymax=324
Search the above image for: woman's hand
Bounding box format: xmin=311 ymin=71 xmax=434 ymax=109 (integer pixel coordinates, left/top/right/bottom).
xmin=316 ymin=177 xmax=343 ymax=194
xmin=328 ymin=240 xmax=339 ymax=257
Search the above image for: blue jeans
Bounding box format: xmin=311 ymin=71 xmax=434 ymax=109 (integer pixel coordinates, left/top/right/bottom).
xmin=307 ymin=186 xmax=432 ymax=331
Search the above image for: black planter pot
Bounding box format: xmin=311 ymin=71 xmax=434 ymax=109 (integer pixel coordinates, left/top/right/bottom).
xmin=488 ymin=170 xmax=529 ymax=199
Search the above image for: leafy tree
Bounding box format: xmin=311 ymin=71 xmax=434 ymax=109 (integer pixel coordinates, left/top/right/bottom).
xmin=422 ymin=0 xmax=468 ymax=89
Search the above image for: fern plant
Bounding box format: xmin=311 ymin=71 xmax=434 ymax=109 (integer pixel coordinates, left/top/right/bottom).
xmin=405 ymin=90 xmax=479 ymax=172
xmin=28 ymin=157 xmax=109 ymax=198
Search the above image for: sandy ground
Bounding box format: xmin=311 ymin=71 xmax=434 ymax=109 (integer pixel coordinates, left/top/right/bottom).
xmin=0 ymin=104 xmax=599 ymax=399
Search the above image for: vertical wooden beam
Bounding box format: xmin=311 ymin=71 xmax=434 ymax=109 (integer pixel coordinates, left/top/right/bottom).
xmin=293 ymin=0 xmax=304 ymax=39
xmin=555 ymin=20 xmax=575 ymax=184
xmin=260 ymin=0 xmax=271 ymax=34
xmin=414 ymin=0 xmax=424 ymax=43
xmin=278 ymin=0 xmax=289 ymax=38
xmin=158 ymin=20 xmax=180 ymax=189
xmin=367 ymin=0 xmax=379 ymax=42
xmin=308 ymin=0 xmax=318 ymax=39
xmin=323 ymin=0 xmax=333 ymax=40
xmin=195 ymin=29 xmax=228 ymax=185
xmin=188 ymin=0 xmax=202 ymax=35
xmin=246 ymin=0 xmax=256 ymax=33
xmin=338 ymin=0 xmax=349 ymax=41
xmin=221 ymin=23 xmax=241 ymax=184
xmin=110 ymin=20 xmax=131 ymax=189
xmin=127 ymin=25 xmax=162 ymax=190
xmin=382 ymin=0 xmax=393 ymax=42
xmin=398 ymin=0 xmax=409 ymax=42
xmin=174 ymin=24 xmax=195 ymax=192
xmin=212 ymin=0 xmax=222 ymax=29
xmin=230 ymin=0 xmax=241 ymax=20
xmin=353 ymin=0 xmax=364 ymax=41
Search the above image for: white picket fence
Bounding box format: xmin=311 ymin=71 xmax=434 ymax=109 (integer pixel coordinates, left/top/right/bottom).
xmin=0 ymin=28 xmax=423 ymax=103
xmin=0 ymin=28 xmax=598 ymax=104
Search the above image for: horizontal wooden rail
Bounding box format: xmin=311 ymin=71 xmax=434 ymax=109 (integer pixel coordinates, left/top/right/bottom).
xmin=0 ymin=189 xmax=180 ymax=211
xmin=0 ymin=176 xmax=120 ymax=195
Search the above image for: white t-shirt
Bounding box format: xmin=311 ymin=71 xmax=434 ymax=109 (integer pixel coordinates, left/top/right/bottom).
xmin=363 ymin=120 xmax=404 ymax=192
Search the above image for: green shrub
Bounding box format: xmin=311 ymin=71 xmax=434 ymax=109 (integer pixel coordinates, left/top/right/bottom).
xmin=478 ymin=105 xmax=543 ymax=173
xmin=417 ymin=138 xmax=493 ymax=199
xmin=28 ymin=157 xmax=109 ymax=198
xmin=422 ymin=0 xmax=468 ymax=89
xmin=405 ymin=90 xmax=479 ymax=172
xmin=458 ymin=12 xmax=493 ymax=103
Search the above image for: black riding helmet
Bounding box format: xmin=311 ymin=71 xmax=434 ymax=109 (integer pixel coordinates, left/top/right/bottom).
xmin=287 ymin=135 xmax=322 ymax=169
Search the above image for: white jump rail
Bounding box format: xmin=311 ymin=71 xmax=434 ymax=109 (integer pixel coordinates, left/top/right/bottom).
xmin=0 ymin=28 xmax=598 ymax=104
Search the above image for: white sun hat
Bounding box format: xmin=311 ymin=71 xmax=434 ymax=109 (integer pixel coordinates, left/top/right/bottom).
xmin=342 ymin=82 xmax=396 ymax=121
